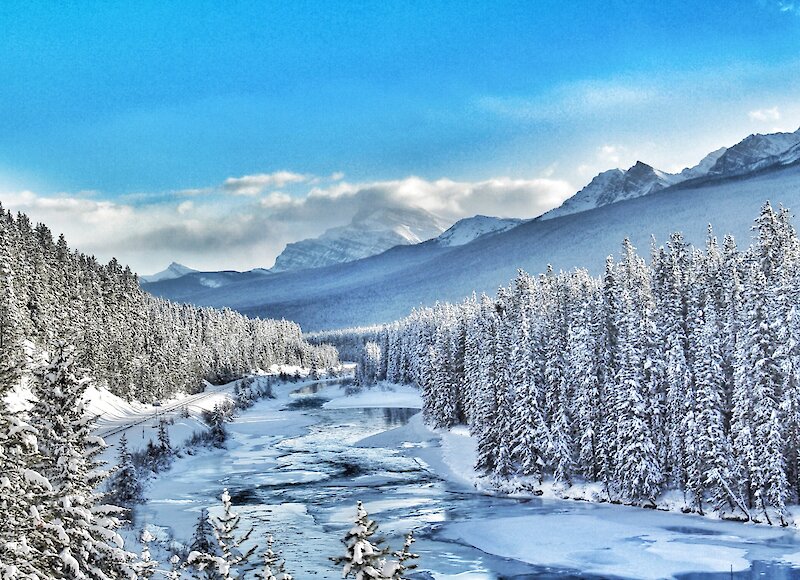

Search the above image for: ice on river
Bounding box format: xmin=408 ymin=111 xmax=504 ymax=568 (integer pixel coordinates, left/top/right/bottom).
xmin=443 ymin=511 xmax=755 ymax=579
xmin=135 ymin=380 xmax=800 ymax=579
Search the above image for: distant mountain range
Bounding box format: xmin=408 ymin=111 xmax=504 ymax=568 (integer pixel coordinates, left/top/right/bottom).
xmin=142 ymin=126 xmax=800 ymax=331
xmin=271 ymin=206 xmax=447 ymax=272
xmin=541 ymin=161 xmax=680 ymax=221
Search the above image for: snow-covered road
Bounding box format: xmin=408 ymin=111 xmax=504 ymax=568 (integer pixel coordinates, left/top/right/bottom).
xmin=95 ymin=381 xmax=235 ymax=439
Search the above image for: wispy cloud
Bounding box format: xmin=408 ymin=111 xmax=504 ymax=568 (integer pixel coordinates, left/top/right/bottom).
xmin=222 ymin=171 xmax=312 ymax=196
xmin=259 ymin=176 xmax=573 ymax=224
xmin=478 ymin=79 xmax=658 ymax=122
xmin=748 ymin=106 xmax=781 ymax=122
xmin=1 ymin=173 xmax=573 ymax=274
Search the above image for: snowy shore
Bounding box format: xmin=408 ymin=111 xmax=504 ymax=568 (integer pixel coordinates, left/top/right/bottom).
xmin=356 ymin=402 xmax=800 ymax=579
xmin=128 ymin=379 xmax=800 ymax=578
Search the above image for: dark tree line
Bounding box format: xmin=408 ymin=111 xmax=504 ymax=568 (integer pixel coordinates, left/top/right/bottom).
xmin=330 ymin=203 xmax=800 ymax=525
xmin=0 ymin=204 xmax=338 ymax=402
xmin=0 ymin=203 xmax=339 ymax=576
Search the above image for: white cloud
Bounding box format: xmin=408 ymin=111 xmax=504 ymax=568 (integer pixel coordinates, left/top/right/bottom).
xmin=260 ymin=176 xmax=573 ymax=225
xmin=222 ymin=171 xmax=311 ymax=195
xmin=1 ymin=173 xmax=574 ymax=274
xmin=576 ymin=143 xmax=648 ymax=177
xmin=598 ymin=145 xmax=623 ymax=165
xmin=748 ymin=106 xmax=781 ymax=122
xmin=259 ymin=191 xmax=293 ymax=208
xmin=478 ymin=79 xmax=658 ymax=122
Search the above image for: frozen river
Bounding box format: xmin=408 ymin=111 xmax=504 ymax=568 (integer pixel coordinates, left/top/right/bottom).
xmin=136 ymin=380 xmax=800 ymax=579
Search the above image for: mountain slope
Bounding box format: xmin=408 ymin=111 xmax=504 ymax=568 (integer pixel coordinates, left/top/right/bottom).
xmin=271 ymin=206 xmax=447 ymax=272
xmin=541 ymin=161 xmax=679 ymax=220
xmin=145 ymin=159 xmax=800 ymax=331
xmin=140 ymin=268 xmax=272 ymax=302
xmin=140 ymin=262 xmax=198 ymax=283
xmin=678 ymin=147 xmax=727 ymax=180
xmin=707 ymin=128 xmax=800 ymax=177
xmin=434 ymin=215 xmax=524 ymax=247
xmin=144 ymin=128 xmax=800 ymax=331
xmin=539 ymin=128 xmax=799 ymax=222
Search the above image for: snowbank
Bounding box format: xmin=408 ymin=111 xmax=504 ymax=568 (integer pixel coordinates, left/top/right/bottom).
xmin=442 ymin=512 xmax=751 ymax=579
xmin=353 ymin=390 xmax=800 ymax=579
xmin=322 ymin=383 xmax=422 ymax=409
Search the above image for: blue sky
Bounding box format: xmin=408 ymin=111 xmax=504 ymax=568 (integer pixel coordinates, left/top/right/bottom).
xmin=1 ymin=1 xmax=799 ymax=272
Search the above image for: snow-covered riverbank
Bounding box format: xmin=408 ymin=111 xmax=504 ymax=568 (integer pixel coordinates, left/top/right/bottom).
xmin=358 ymin=401 xmax=800 ymax=579
xmin=133 ymin=380 xmax=800 ymax=579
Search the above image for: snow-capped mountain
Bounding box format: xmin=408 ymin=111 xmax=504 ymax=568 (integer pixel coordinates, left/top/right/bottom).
xmin=143 ymin=127 xmax=800 ymax=331
xmin=541 ymin=161 xmax=679 ymax=221
xmin=540 ymin=128 xmax=800 ymax=223
xmin=434 ymin=215 xmax=524 ymax=247
xmin=678 ymin=147 xmax=728 ymax=180
xmin=148 ymin=160 xmax=800 ymax=330
xmin=140 ymin=262 xmax=198 ymax=283
xmin=779 ymin=141 xmax=800 ymax=166
xmin=706 ymin=128 xmax=800 ymax=177
xmin=271 ymin=206 xmax=448 ymax=272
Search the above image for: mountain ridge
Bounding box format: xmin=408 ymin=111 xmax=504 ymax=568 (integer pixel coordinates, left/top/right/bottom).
xmin=143 ymin=127 xmax=800 ymax=330
xmin=270 ymin=206 xmax=448 ymax=273
xmin=140 ymin=262 xmax=198 ymax=283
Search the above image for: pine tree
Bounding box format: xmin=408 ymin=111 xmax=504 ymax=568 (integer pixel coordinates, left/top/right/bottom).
xmin=168 ymin=554 xmax=183 ymax=580
xmin=260 ymin=535 xmax=279 ymax=580
xmin=333 ymin=501 xmax=388 ymax=580
xmin=108 ymin=433 xmax=145 ymax=506
xmin=138 ymin=529 xmax=158 ymax=579
xmin=0 ymin=276 xmax=52 ymax=577
xmin=568 ymin=282 xmax=602 ymax=481
xmin=191 ymin=508 xmax=216 ymax=555
xmin=259 ymin=534 xmax=293 ymax=580
xmin=158 ymin=418 xmax=172 ymax=452
xmin=381 ymin=532 xmax=418 ymax=580
xmin=743 ymin=268 xmax=787 ymax=523
xmin=212 ymin=489 xmax=257 ymax=578
xmin=691 ymin=298 xmax=742 ymax=515
xmin=28 ymin=343 xmax=136 ymax=579
xmin=614 ymin=291 xmax=661 ymax=504
xmin=543 ymin=278 xmax=573 ymax=486
xmin=188 ymin=491 xmax=256 ymax=579
xmin=473 ymin=298 xmax=499 ymax=473
xmin=509 ymin=310 xmax=549 ymax=482
xmin=429 ymin=324 xmax=458 ymax=428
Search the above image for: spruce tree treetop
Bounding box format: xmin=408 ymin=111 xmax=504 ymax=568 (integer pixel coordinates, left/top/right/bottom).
xmin=333 ymin=501 xmax=388 ymax=580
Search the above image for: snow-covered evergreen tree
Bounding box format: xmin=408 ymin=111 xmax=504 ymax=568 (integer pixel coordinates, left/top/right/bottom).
xmin=321 ymin=206 xmax=800 ymax=523
xmin=212 ymin=489 xmax=257 ymax=578
xmin=191 ymin=508 xmax=216 ymax=556
xmin=138 ymin=529 xmax=158 ymax=579
xmin=381 ymin=532 xmax=418 ymax=580
xmin=108 ymin=433 xmax=145 ymax=506
xmin=0 ymin=261 xmax=52 ymax=576
xmin=332 ymin=501 xmax=388 ymax=580
xmin=259 ymin=534 xmax=293 ymax=580
xmin=28 ymin=342 xmax=136 ymax=579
